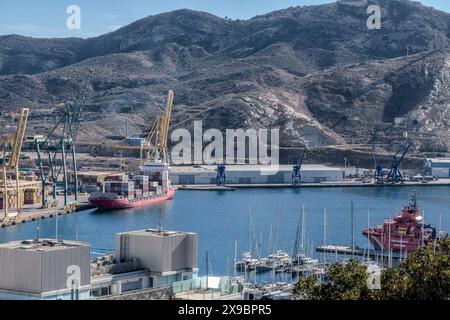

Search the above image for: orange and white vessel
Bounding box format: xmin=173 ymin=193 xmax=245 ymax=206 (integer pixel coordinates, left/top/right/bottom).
xmin=363 ymin=194 xmax=444 ymax=252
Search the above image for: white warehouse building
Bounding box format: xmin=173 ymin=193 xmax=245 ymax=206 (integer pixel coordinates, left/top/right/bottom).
xmin=424 ymin=158 xmax=450 ymax=178
xmin=170 ymin=165 xmax=344 ymax=185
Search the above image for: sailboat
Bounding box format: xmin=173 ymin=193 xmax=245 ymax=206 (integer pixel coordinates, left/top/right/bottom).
xmin=235 ymin=206 xmax=259 ymax=273
xmin=287 ymin=205 xmax=322 ymax=278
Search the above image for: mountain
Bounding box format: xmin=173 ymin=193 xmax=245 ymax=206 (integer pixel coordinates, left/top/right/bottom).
xmin=1 ymin=0 xmax=450 ymax=162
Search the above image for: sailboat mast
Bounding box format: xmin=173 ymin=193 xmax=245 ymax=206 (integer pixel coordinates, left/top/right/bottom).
xmin=206 ymin=251 xmax=209 ymax=289
xmin=301 ymin=205 xmax=306 ymax=255
xmin=249 ymin=205 xmax=253 ymax=256
xmin=323 ymin=208 xmax=327 ymax=247
xmin=276 ymin=205 xmax=281 ymax=253
xmin=388 ymin=217 xmax=392 ymax=268
xmin=322 ymin=208 xmax=328 ymax=266
xmin=234 ymin=236 xmax=238 ymax=278
xmin=367 ymin=210 xmax=370 ymax=262
xmin=421 ymin=210 xmax=425 ymax=247
xmin=269 ymin=225 xmax=273 ymax=256
xmin=351 ymin=201 xmax=355 ymax=256
xmin=293 ymin=208 xmax=301 ymax=259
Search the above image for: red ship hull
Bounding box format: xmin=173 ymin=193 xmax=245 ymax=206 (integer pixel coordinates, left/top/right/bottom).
xmin=362 ymin=194 xmax=440 ymax=252
xmin=363 ymin=229 xmax=431 ymax=252
xmin=89 ymin=189 xmax=175 ymax=210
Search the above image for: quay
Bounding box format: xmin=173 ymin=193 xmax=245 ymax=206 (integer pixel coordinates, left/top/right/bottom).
xmin=316 ymin=245 xmax=403 ymax=261
xmin=177 ymin=179 xmax=450 ymax=190
xmin=1 ymin=194 xmax=95 ymax=228
xmin=176 ymin=185 xmax=236 ymax=191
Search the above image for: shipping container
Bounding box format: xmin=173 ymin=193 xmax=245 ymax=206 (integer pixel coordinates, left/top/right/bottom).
xmin=125 ymin=137 xmax=146 ymax=146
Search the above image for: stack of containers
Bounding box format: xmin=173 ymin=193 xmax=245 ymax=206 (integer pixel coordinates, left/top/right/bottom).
xmin=133 ymin=175 xmax=150 ymax=198
xmin=139 ymin=165 xmax=164 ymax=185
xmin=142 ymin=171 xmax=161 ymax=184
xmin=105 ymin=174 xmax=129 ymax=182
xmin=149 ymin=181 xmax=159 ymax=191
xmin=24 ymin=189 xmax=41 ymax=205
xmin=139 ymin=163 xmax=169 ymax=195
xmin=161 ymin=170 xmax=170 ymax=191
xmin=103 ymin=174 xmax=134 ymax=198
xmin=135 ymin=189 xmax=143 ymax=198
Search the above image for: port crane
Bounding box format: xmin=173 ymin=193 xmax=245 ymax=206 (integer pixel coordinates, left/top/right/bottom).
xmin=216 ymin=164 xmax=226 ymax=186
xmin=1 ymin=108 xmax=29 ymax=223
xmin=371 ymin=129 xmax=384 ymax=184
xmin=141 ymin=90 xmax=174 ymax=163
xmin=292 ymin=148 xmax=307 ymax=185
xmin=386 ymin=142 xmax=411 ymax=184
xmin=35 ymin=76 xmax=91 ymax=208
xmin=117 ymin=90 xmax=175 ymax=164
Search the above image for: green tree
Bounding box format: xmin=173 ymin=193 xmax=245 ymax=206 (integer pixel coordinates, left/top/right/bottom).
xmin=292 ymin=275 xmax=321 ymax=300
xmin=293 ymin=260 xmax=375 ymax=300
xmin=380 ymin=268 xmax=409 ymax=300
xmin=382 ymin=237 xmax=450 ymax=300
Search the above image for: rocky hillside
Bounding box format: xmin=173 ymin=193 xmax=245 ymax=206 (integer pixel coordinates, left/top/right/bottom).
xmin=1 ymin=0 xmax=450 ymax=157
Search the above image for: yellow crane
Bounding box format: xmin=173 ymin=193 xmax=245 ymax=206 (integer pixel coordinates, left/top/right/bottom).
xmin=118 ymin=90 xmax=174 ymax=163
xmin=1 ymin=108 xmax=29 ymax=222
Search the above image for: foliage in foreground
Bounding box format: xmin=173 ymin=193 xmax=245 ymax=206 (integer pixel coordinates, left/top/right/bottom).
xmin=293 ymin=237 xmax=450 ymax=300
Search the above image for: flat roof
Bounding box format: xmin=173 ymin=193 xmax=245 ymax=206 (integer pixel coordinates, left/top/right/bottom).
xmin=0 ymin=239 xmax=90 ymax=252
xmin=74 ymin=171 xmax=119 ymax=176
xmin=426 ymin=158 xmax=450 ymax=163
xmin=117 ymin=229 xmax=196 ymax=238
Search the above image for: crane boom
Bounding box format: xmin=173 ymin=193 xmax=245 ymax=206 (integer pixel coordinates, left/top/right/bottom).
xmin=119 ymin=90 xmax=174 ymax=163
xmin=387 ymin=142 xmax=411 ymax=184
xmin=158 ymin=90 xmax=174 ymax=162
xmin=10 ymin=108 xmax=29 ymax=168
xmin=1 ymin=108 xmax=29 ymax=222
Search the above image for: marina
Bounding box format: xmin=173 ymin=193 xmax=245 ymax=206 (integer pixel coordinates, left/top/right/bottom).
xmin=1 ymin=186 xmax=449 ymax=278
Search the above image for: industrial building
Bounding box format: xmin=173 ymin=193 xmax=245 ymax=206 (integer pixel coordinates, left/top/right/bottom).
xmin=0 ymin=239 xmax=91 ymax=300
xmin=67 ymin=171 xmax=118 ymax=193
xmin=90 ymin=228 xmax=198 ymax=297
xmin=170 ymin=165 xmax=344 ymax=185
xmin=424 ymin=158 xmax=450 ymax=178
xmin=0 ymin=228 xmax=199 ymax=300
xmin=115 ymin=228 xmax=198 ymax=287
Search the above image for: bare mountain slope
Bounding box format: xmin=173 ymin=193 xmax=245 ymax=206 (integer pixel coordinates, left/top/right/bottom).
xmin=1 ymin=0 xmax=450 ymax=155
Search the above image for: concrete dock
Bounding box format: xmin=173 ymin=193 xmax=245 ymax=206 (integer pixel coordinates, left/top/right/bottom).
xmin=1 ymin=194 xmax=95 ymax=228
xmin=176 ymin=185 xmax=236 ymax=191
xmin=316 ymin=245 xmax=403 ymax=261
xmin=176 ymin=179 xmax=450 ymax=190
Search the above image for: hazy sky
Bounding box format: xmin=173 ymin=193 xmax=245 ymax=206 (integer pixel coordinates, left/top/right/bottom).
xmin=0 ymin=0 xmax=449 ymax=38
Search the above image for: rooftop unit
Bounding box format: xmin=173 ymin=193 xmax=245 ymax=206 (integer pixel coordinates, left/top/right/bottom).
xmin=115 ymin=229 xmax=198 ymax=276
xmin=0 ymin=239 xmax=91 ymax=300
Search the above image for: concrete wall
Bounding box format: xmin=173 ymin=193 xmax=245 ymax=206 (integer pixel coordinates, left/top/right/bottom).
xmin=171 ymin=168 xmax=343 ymax=185
xmin=424 ymin=159 xmax=450 ymax=178
xmin=0 ymin=288 xmax=92 ymax=300
xmin=41 ymin=247 xmax=91 ymax=292
xmin=431 ymin=168 xmax=450 ymax=178
xmin=0 ymin=249 xmax=42 ymax=293
xmin=0 ymin=245 xmax=90 ymax=294
xmin=116 ymin=231 xmax=198 ymax=274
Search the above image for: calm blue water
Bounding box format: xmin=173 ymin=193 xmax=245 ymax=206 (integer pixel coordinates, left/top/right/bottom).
xmin=1 ymin=187 xmax=449 ymax=277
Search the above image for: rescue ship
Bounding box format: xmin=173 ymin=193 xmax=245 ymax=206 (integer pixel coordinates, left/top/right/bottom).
xmin=88 ymin=161 xmax=174 ymax=210
xmin=363 ymin=193 xmax=444 ymax=252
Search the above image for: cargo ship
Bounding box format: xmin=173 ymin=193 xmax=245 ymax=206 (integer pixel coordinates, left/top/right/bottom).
xmin=88 ymin=161 xmax=175 ymax=210
xmin=363 ymin=194 xmax=444 ymax=252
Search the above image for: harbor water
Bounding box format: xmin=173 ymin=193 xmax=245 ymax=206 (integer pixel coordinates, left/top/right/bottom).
xmin=1 ymin=186 xmax=449 ymax=279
